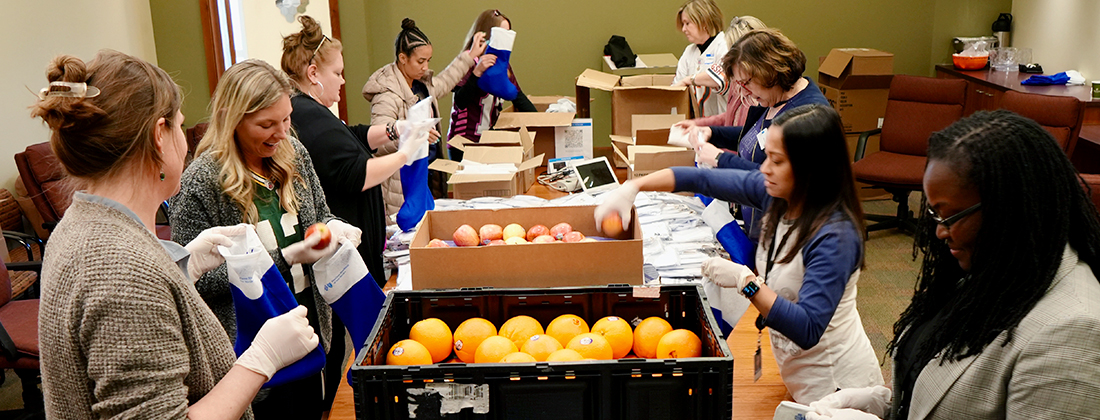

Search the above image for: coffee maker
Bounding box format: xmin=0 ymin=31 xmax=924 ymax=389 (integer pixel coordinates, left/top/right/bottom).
xmin=992 ymin=13 xmax=1012 ymax=48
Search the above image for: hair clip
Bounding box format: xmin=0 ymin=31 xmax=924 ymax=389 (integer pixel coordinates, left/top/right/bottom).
xmin=38 ymin=81 xmax=100 ymax=100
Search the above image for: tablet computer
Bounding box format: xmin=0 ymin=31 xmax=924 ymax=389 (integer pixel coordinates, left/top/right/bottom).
xmin=573 ymin=156 xmax=620 ymax=194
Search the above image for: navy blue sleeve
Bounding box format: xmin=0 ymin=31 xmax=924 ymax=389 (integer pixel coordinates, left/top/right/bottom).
xmin=764 ymin=218 xmax=863 ymax=350
xmin=717 ymin=152 xmax=760 ymax=171
xmin=709 ymin=125 xmax=742 ymax=150
xmin=670 ymin=166 xmax=771 ymax=210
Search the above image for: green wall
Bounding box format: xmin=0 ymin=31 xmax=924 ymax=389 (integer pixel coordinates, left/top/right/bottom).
xmin=151 ymin=0 xmax=1012 ymax=142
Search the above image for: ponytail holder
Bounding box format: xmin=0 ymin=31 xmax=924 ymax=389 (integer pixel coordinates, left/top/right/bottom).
xmin=38 ymin=82 xmax=100 ymax=100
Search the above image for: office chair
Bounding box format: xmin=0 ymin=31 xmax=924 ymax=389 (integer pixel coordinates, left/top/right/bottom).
xmin=1001 ymin=90 xmax=1084 ymax=155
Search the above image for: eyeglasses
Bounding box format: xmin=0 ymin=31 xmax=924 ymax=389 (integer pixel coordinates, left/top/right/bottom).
xmin=927 ymin=202 xmax=982 ymax=228
xmin=309 ymin=35 xmax=330 ymax=64
xmin=733 ymin=77 xmax=752 ymax=90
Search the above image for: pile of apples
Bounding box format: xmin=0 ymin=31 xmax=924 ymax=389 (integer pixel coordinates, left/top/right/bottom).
xmin=428 ymin=222 xmax=593 ymax=248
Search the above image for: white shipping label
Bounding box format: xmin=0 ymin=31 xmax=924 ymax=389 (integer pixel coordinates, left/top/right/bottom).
xmin=407 ymin=383 xmax=489 ymax=417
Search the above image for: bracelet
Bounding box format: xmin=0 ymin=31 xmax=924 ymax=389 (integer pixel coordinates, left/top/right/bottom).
xmin=386 ymin=121 xmax=399 ymax=141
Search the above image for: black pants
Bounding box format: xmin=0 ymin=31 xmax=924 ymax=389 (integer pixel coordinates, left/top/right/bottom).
xmin=323 ymin=313 xmax=348 ymax=411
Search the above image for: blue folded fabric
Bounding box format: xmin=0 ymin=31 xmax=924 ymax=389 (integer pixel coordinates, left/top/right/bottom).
xmin=1021 ymin=72 xmax=1070 ymax=86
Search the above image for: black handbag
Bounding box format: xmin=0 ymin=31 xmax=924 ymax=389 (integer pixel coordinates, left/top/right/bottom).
xmin=603 ymin=35 xmax=637 ymax=68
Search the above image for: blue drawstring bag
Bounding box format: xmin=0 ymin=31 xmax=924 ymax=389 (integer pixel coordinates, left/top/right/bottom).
xmin=220 ymin=226 xmax=326 ymax=388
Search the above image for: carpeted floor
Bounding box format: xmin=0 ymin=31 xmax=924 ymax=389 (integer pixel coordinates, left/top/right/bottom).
xmin=0 ymin=197 xmax=926 ymax=412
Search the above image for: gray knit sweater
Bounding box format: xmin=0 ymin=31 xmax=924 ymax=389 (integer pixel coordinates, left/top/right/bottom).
xmin=40 ymin=195 xmax=248 ymax=419
xmin=169 ymin=138 xmax=335 ymax=351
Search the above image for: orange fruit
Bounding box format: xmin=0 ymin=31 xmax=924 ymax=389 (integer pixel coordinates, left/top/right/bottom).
xmin=655 ymin=329 xmax=702 ymax=358
xmin=591 ymin=316 xmax=634 ymax=359
xmin=474 ymin=335 xmax=518 ymax=363
xmin=633 ymin=317 xmax=673 ymax=358
xmin=545 ymin=348 xmax=585 ymax=362
xmin=453 ymin=318 xmax=497 ymax=363
xmin=499 ymin=315 xmax=544 ymax=349
xmin=409 ymin=318 xmax=453 ymax=363
xmin=566 ymin=332 xmax=614 ymax=360
xmin=386 ymin=339 xmax=432 ymax=365
xmin=546 ymin=314 xmax=589 ymax=346
xmin=521 ymin=334 xmax=563 ymax=361
xmin=499 ymin=352 xmax=537 ymax=363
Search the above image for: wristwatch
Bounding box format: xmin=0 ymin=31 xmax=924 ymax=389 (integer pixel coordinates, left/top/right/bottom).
xmin=714 ymin=150 xmax=725 ymax=164
xmin=740 ymin=279 xmax=760 ymax=299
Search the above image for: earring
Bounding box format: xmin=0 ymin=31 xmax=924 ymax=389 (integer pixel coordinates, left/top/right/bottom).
xmin=316 ymin=81 xmax=325 ymax=97
xmin=160 ymin=171 xmax=166 ymax=181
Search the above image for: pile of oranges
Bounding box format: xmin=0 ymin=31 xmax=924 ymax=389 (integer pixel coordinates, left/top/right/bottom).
xmin=386 ymin=314 xmax=703 ymax=365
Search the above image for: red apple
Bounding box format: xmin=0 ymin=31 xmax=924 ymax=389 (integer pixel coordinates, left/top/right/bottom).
xmin=453 ymin=224 xmax=480 ymax=247
xmin=600 ymin=213 xmax=624 ymax=237
xmin=479 ymin=224 xmax=503 ymax=244
xmin=487 ymin=239 xmax=507 ymax=246
xmin=426 ymin=238 xmax=450 ymax=248
xmin=562 ymin=231 xmax=586 ymax=243
xmin=550 ymin=222 xmax=573 ymax=240
xmin=305 ymin=223 xmax=331 ymax=249
xmin=532 ymin=234 xmax=556 ymax=243
xmin=526 ymin=224 xmax=550 ymax=242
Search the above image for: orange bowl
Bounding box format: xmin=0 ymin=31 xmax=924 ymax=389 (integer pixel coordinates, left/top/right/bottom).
xmin=952 ymin=54 xmax=988 ymax=70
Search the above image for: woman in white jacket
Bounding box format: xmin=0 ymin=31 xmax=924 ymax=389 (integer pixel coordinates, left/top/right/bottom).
xmin=673 ymin=0 xmax=727 ymax=118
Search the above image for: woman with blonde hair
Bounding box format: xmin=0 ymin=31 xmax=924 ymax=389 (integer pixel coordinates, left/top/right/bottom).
xmin=363 ymin=17 xmax=488 ymax=218
xmin=171 ymin=59 xmax=359 ymax=419
xmin=674 ymin=0 xmax=728 ymax=118
xmin=675 ymin=15 xmax=768 ymax=128
xmin=35 ymin=50 xmax=317 ymax=419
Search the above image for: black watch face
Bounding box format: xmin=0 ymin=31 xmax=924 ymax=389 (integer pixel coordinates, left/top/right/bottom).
xmin=741 ymin=281 xmax=759 ymax=297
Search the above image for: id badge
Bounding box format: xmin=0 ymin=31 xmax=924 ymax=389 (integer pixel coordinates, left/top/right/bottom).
xmin=757 ymin=128 xmax=768 ymax=151
xmin=753 ymin=346 xmax=763 ymax=382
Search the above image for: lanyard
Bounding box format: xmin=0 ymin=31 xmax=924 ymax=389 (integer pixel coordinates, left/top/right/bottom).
xmin=756 ymin=230 xmax=788 ymax=331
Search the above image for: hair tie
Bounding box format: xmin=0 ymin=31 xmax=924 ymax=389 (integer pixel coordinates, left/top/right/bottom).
xmin=38 ymin=81 xmax=100 ymax=100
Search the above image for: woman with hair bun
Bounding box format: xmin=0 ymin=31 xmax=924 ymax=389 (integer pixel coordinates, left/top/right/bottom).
xmin=34 ymin=50 xmax=317 ymax=420
xmin=363 ymin=17 xmax=488 ymax=218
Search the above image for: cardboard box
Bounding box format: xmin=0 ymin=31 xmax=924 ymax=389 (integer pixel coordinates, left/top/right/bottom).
xmin=429 ymin=129 xmax=544 ymax=199
xmin=822 ymin=86 xmax=890 ymax=133
xmin=576 ymin=69 xmax=692 ymax=137
xmin=613 ymin=144 xmax=696 ymax=179
xmin=846 ymin=132 xmax=891 ymax=200
xmin=818 ymin=48 xmax=894 ymax=133
xmin=600 ymin=53 xmax=680 ymax=76
xmin=607 ymin=114 xmax=685 ymax=167
xmin=502 ymin=95 xmax=576 ymax=113
xmin=494 ymin=112 xmax=577 ymax=162
xmin=408 ymin=205 xmax=643 ymax=289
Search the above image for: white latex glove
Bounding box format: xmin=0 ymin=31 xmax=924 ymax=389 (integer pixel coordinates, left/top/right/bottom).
xmin=281 ymin=232 xmax=339 ymax=266
xmin=594 ymin=180 xmax=639 ymax=232
xmin=810 ymin=386 xmax=893 ymax=419
xmin=235 ymin=305 xmax=319 ymax=380
xmin=396 ymin=119 xmax=435 ymax=165
xmin=325 ymin=219 xmax=362 ymax=248
xmin=701 ymin=257 xmax=756 ymax=291
xmin=805 ymin=408 xmax=881 ymax=420
xmin=184 ymin=224 xmax=249 ymax=281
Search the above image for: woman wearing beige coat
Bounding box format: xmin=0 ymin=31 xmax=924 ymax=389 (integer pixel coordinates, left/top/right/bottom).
xmin=363 ymin=18 xmax=487 ymax=219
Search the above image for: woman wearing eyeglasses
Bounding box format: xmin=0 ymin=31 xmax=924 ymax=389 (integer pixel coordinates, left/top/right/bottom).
xmin=596 ymin=104 xmax=884 ymax=404
xmin=363 ymin=18 xmax=488 ymax=218
xmin=807 ymin=110 xmax=1100 ymax=420
xmin=674 ymin=15 xmax=768 ymax=128
xmin=691 ymin=28 xmax=828 ymax=241
xmin=447 ymin=9 xmax=537 ymax=163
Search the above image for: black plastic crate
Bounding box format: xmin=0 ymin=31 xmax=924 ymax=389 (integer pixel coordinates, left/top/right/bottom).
xmin=351 ymin=284 xmax=733 ymax=420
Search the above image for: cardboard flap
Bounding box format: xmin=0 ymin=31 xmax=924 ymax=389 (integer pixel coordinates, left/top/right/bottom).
xmin=479 ymin=130 xmax=521 ymax=145
xmin=517 ymin=127 xmax=533 ymax=150
xmin=464 ymin=146 xmax=524 ymax=164
xmin=428 ymin=159 xmax=462 ymax=174
xmin=636 ymin=128 xmax=672 ymax=146
xmin=636 ymin=53 xmax=679 ymax=68
xmin=631 ymin=114 xmax=684 ymax=136
xmin=613 ymin=142 xmax=631 ymax=164
xmin=493 ymin=112 xmax=577 ymax=129
xmin=448 ymin=135 xmax=474 ymax=151
xmin=609 ymin=134 xmax=634 ymax=145
xmin=819 ymin=50 xmax=853 ymax=78
xmin=516 ymin=154 xmax=545 ymax=172
xmin=630 ymin=145 xmax=696 ymax=168
xmin=448 ymin=172 xmax=516 ymax=184
xmin=576 ymin=69 xmax=621 ymax=91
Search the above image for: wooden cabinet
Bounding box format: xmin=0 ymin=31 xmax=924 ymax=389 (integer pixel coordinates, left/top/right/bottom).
xmin=936 ymin=68 xmax=1007 ymax=115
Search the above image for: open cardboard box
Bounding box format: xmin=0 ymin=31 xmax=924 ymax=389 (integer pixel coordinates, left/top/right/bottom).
xmin=494 ymin=111 xmax=578 ymax=162
xmin=409 ymin=205 xmax=643 ymax=289
xmin=575 ymin=69 xmax=692 ymax=137
xmin=614 ymin=144 xmax=696 ymax=179
xmin=818 ymin=48 xmax=894 ymax=133
xmin=429 ymin=128 xmax=544 ymax=199
xmin=601 ymin=53 xmax=679 ymax=76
